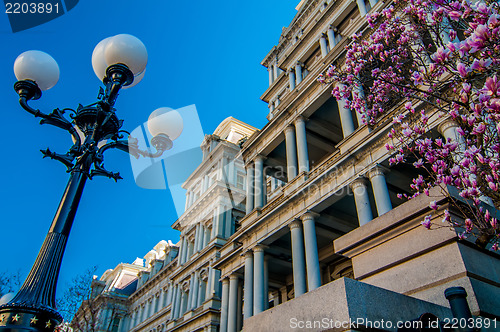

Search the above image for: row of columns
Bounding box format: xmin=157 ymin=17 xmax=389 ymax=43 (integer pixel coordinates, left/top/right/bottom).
xmin=284 ymin=116 xmax=309 ymax=182
xmin=287 ymin=62 xmax=308 ymax=91
xmin=350 ymin=165 xmax=392 ymax=226
xmin=178 ymin=222 xmax=212 ymax=265
xmin=288 ymin=212 xmax=321 ymax=297
xmin=211 ymin=205 xmax=234 ymax=239
xmin=268 ymin=61 xmax=283 ymax=86
xmin=288 ymin=25 xmax=341 ymax=92
xmin=245 ymin=157 xmax=268 ymax=214
xmin=171 ymin=267 xmax=220 ymax=321
xmin=357 ymin=0 xmax=377 ymax=16
xmin=130 ymin=284 xmax=174 ymax=329
xmin=221 ymin=246 xmax=268 ymax=332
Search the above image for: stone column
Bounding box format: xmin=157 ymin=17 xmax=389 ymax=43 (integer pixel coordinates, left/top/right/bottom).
xmin=204 ymin=174 xmax=210 ymax=191
xmin=186 ymin=279 xmax=193 ymax=313
xmin=178 ymin=236 xmax=185 ymax=265
xmin=271 ymin=291 xmax=280 ymax=307
xmin=356 ymin=0 xmax=368 ymax=16
xmin=199 ymin=224 xmax=205 ymax=251
xmin=269 ymin=102 xmax=275 ymax=117
xmin=144 ymin=300 xmax=151 ymax=320
xmin=319 ymin=33 xmax=329 ymax=57
xmin=166 ymin=284 xmax=173 ymax=306
xmin=129 ymin=310 xmax=136 ymax=329
xmin=158 ymin=289 xmax=165 ymax=312
xmin=273 ymin=63 xmax=279 ymax=80
xmin=171 ymin=284 xmax=179 ymax=319
xmin=368 ymin=166 xmax=392 ymax=216
xmin=289 ymin=69 xmax=296 ymax=90
xmin=264 ymin=256 xmax=269 ymax=310
xmin=438 ymin=119 xmax=461 ymax=143
xmin=153 ymin=295 xmax=158 ymax=314
xmin=295 ymin=62 xmax=303 ymax=84
xmin=295 ymin=116 xmax=309 ymax=173
xmin=237 ymin=282 xmax=243 ymax=331
xmin=268 ymin=66 xmax=273 ymax=86
xmin=253 ymin=245 xmax=266 ymax=314
xmin=280 ymin=286 xmax=288 ymax=303
xmin=182 ymin=236 xmax=189 ymax=264
xmin=289 ymin=220 xmax=307 ymax=297
xmin=130 ymin=312 xmax=136 ymax=328
xmin=224 ymin=208 xmax=233 ymax=238
xmin=350 ymin=178 xmax=374 ymax=226
xmin=254 ymin=155 xmax=265 ymax=209
xmin=243 ymin=251 xmax=254 ymax=320
xmin=227 ymin=275 xmax=239 ymax=332
xmin=302 ymin=212 xmax=322 ymax=291
xmin=220 ymin=278 xmax=230 ymax=332
xmin=206 ymin=266 xmax=213 ymax=300
xmin=285 ymin=126 xmax=298 ymax=181
xmin=194 ymin=224 xmax=201 ymax=252
xmin=191 ymin=272 xmax=200 ymax=310
xmin=327 ymin=26 xmax=336 ymax=49
xmin=246 ymin=163 xmax=255 ymax=214
xmin=336 ymin=84 xmax=355 ymax=137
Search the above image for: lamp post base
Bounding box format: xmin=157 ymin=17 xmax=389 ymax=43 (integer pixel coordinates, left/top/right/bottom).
xmin=0 ymin=303 xmax=61 ymax=332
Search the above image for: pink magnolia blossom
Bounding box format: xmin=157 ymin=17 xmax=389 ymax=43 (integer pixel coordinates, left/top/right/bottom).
xmin=320 ymin=0 xmax=500 ymax=249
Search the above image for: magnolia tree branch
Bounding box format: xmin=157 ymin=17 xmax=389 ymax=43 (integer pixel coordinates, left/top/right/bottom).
xmin=320 ymin=0 xmax=500 ymax=250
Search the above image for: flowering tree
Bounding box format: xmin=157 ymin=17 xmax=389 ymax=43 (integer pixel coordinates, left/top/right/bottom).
xmin=320 ymin=0 xmax=500 ymax=250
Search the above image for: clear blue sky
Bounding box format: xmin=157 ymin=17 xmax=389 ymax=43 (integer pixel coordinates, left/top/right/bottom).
xmin=0 ymin=1 xmax=298 ymax=294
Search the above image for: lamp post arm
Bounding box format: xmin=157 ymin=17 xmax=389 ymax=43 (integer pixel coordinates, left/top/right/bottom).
xmin=19 ymin=95 xmax=83 ymax=150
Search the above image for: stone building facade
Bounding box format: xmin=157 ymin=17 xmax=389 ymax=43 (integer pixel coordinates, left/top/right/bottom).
xmin=79 ymin=0 xmax=499 ymax=331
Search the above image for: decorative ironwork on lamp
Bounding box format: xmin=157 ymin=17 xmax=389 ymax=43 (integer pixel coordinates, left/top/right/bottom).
xmin=0 ymin=34 xmax=182 ymax=332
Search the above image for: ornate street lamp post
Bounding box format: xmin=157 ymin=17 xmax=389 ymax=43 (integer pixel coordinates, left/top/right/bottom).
xmin=0 ymin=34 xmax=182 ymax=332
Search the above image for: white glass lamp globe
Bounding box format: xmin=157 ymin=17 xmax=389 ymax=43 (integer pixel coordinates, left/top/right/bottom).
xmin=148 ymin=107 xmax=183 ymax=140
xmin=123 ymin=68 xmax=146 ymax=89
xmin=104 ymin=34 xmax=148 ymax=75
xmin=14 ymin=50 xmax=59 ymax=91
xmin=92 ymin=37 xmax=112 ymax=81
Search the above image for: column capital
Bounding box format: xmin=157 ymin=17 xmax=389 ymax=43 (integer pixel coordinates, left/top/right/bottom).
xmin=367 ymin=165 xmax=389 ymax=179
xmin=288 ymin=68 xmax=295 ymax=74
xmin=253 ymin=244 xmax=268 ymax=253
xmin=294 ymin=115 xmax=308 ymax=125
xmin=328 ymin=25 xmax=337 ymax=31
xmin=254 ymin=154 xmax=266 ymax=163
xmin=350 ymin=177 xmax=367 ymax=190
xmin=229 ymin=273 xmax=241 ymax=280
xmin=437 ymin=118 xmax=459 ymax=135
xmin=284 ymin=125 xmax=295 ymax=134
xmin=242 ymin=250 xmax=254 ymax=258
xmin=320 ymin=32 xmax=327 ymax=39
xmin=288 ymin=219 xmax=303 ymax=230
xmin=301 ymin=211 xmax=320 ymax=222
xmin=296 ymin=61 xmax=304 ymax=67
xmin=221 ymin=277 xmax=230 ymax=285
